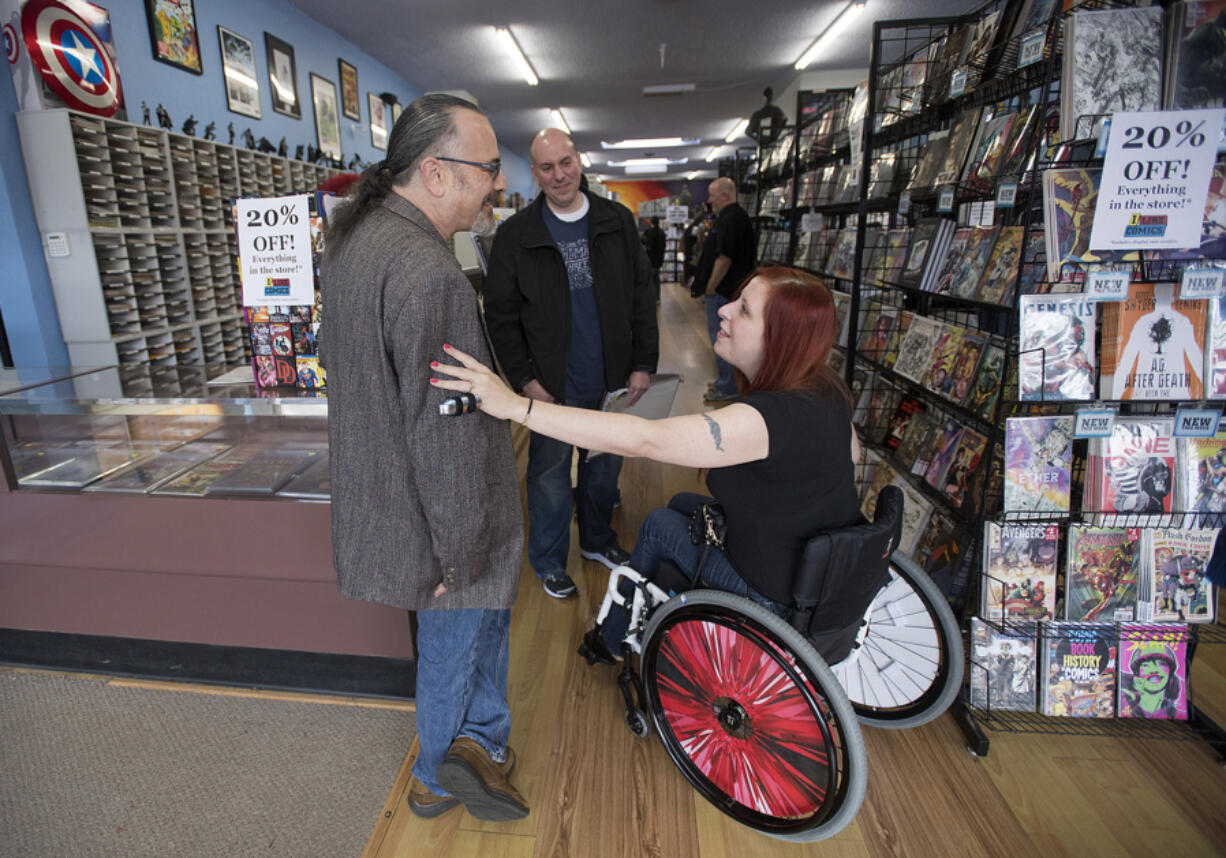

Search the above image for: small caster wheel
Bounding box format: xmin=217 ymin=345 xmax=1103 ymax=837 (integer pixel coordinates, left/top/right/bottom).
xmin=626 ymin=709 xmax=650 ymax=738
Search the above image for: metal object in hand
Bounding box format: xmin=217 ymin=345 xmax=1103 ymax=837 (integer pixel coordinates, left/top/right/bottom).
xmin=439 ymin=392 xmax=481 ymax=416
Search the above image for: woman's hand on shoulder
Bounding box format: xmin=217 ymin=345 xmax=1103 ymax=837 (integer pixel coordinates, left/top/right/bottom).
xmin=430 ymin=344 xmax=526 ymax=423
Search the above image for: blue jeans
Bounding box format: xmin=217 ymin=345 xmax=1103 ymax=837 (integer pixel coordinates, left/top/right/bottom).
xmin=526 ymin=395 xmax=622 ymax=579
xmin=704 ymin=294 xmax=737 ymax=395
xmin=600 ymin=492 xmax=787 ymax=651
xmin=412 ymin=608 xmax=511 ymax=796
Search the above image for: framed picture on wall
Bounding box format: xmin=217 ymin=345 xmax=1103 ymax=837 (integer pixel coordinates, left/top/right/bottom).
xmin=311 ymin=74 xmax=342 ymax=161
xmin=144 ymin=0 xmax=203 ymax=74
xmin=391 ymin=101 xmax=403 ymax=124
xmin=338 ymin=60 xmax=360 ymax=121
xmin=368 ymin=93 xmax=389 ymax=151
xmin=265 ymin=33 xmax=301 ymax=119
xmin=217 ymin=27 xmax=260 ymax=119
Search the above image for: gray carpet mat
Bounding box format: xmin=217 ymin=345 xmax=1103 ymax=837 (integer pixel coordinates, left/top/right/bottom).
xmin=0 ymin=670 xmax=414 ymax=858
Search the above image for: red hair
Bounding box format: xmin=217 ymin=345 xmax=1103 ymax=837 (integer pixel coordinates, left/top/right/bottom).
xmin=734 ymin=267 xmax=850 ymax=410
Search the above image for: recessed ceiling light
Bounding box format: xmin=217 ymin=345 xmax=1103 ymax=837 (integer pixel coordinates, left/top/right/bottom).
xmin=642 ymin=83 xmax=696 ymax=96
xmin=600 ymin=137 xmax=700 ymax=149
xmin=495 ymin=27 xmax=538 ymax=86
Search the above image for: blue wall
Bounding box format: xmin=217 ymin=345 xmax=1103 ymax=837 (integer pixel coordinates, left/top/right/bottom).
xmin=0 ymin=0 xmax=533 ymax=366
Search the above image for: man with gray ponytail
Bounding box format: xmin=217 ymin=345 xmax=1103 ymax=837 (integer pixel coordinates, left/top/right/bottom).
xmin=322 ymin=94 xmax=529 ymax=822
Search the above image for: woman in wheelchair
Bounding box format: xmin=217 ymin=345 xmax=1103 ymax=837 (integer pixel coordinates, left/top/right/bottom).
xmin=431 ymin=265 xmax=861 ymax=652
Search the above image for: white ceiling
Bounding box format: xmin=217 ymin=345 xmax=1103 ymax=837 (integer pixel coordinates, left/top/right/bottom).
xmin=288 ymin=0 xmax=983 ymax=182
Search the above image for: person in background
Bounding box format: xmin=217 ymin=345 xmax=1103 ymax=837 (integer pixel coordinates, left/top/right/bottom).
xmin=642 ymin=215 xmax=666 ymax=300
xmin=322 ymin=94 xmax=528 ymax=823
xmin=429 ymin=266 xmax=860 ymax=662
xmin=483 ymin=128 xmax=659 ymax=601
xmin=701 ymin=177 xmax=756 ymax=402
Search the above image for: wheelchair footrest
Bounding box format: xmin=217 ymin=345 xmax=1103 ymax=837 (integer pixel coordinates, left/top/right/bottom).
xmin=578 ymin=626 xmax=619 ymax=666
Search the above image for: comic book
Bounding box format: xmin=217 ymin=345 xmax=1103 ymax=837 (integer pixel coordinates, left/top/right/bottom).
xmin=276 ymin=452 xmax=332 ymax=501
xmin=1018 ymin=294 xmax=1097 ymax=401
xmin=945 ymin=328 xmax=987 ymax=404
xmin=861 ymin=457 xmax=899 ymax=521
xmin=881 ymin=309 xmax=912 ymax=369
xmin=965 ymin=336 xmax=1007 ymax=419
xmin=1004 ymin=416 xmax=1073 ymax=513
xmin=879 ymin=228 xmax=914 ymax=286
xmin=907 ymin=130 xmax=951 ymax=191
xmin=949 ymin=226 xmax=1000 ymax=300
xmin=861 ymin=378 xmax=904 ymax=445
xmin=1065 ymin=525 xmax=1142 ymax=622
xmin=296 ymin=356 xmax=324 ymax=390
xmin=940 ymin=427 xmax=988 ymax=509
xmin=1016 ymin=231 xmax=1048 ymax=297
xmin=970 ymin=617 xmax=1038 ymax=712
xmin=981 ymin=521 xmax=1060 ymax=620
xmin=1061 ymin=6 xmax=1163 ymax=141
xmin=1145 ymin=527 xmax=1218 ymax=623
xmin=1040 ymin=622 xmax=1117 ymax=718
xmin=882 ymin=396 xmax=927 ymax=452
xmin=899 ymin=217 xmax=953 ymax=291
xmin=1144 ymin=164 xmax=1226 ymax=263
xmin=934 ymin=107 xmax=983 ymax=187
xmin=84 ymin=442 xmax=232 ymax=494
xmin=1208 ymin=296 xmax=1226 ymax=399
xmin=1181 ymin=431 xmax=1226 ymax=527
xmin=923 ymin=418 xmax=965 ymax=491
xmin=893 ymin=314 xmax=943 ymax=383
xmin=961 ymin=112 xmax=1017 ymax=194
xmin=921 ymin=324 xmax=963 ymax=396
xmin=892 ymin=475 xmax=934 ymax=556
xmin=1086 ymin=417 xmax=1176 ymax=526
xmin=153 ymin=447 xmax=259 ymax=496
xmin=897 ymin=411 xmax=942 ymax=472
xmin=929 ymin=228 xmax=973 ymax=297
xmin=1099 ymin=282 xmax=1207 ymax=401
xmin=974 ymin=225 xmax=1024 ymax=306
xmin=1166 ymin=1 xmax=1226 ymax=122
xmin=1042 ymin=168 xmax=1141 ymax=281
xmin=826 ymin=227 xmax=860 ymax=282
xmin=859 ymin=305 xmax=898 ymax=364
xmin=1117 ymin=623 xmax=1189 ymax=720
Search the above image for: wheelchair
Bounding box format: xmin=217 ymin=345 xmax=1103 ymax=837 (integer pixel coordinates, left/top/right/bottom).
xmin=577 ymin=486 xmax=963 ymax=842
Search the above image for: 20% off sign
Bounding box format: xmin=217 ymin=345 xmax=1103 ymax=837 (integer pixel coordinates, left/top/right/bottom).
xmin=236 ymin=194 xmax=314 ymax=306
xmin=1090 ymin=108 xmax=1225 ymax=252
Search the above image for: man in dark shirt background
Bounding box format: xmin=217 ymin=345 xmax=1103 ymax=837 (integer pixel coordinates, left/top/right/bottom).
xmin=701 ymin=176 xmax=756 ymax=402
xmin=642 ymin=216 xmax=666 ymax=301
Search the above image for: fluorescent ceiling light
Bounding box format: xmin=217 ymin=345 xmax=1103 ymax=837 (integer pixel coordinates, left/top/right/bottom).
xmin=580 ymin=152 xmax=592 ymax=168
xmin=685 ymin=171 xmax=700 ymax=180
xmin=550 ymin=108 xmax=571 ymax=134
xmin=607 ymin=157 xmax=687 ymax=167
xmin=724 ymin=119 xmax=749 ymax=143
xmin=642 ymin=83 xmax=696 ymax=95
xmin=794 ymin=1 xmax=867 ymax=70
xmin=600 ymin=137 xmax=699 ymax=149
xmin=704 ymin=146 xmax=723 ymax=162
xmin=625 ymin=164 xmax=668 ymax=175
xmin=495 ymin=27 xmax=539 ymax=86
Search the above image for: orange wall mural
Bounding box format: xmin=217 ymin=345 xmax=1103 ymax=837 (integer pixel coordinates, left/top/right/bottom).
xmin=601 ymin=180 xmax=710 ymax=222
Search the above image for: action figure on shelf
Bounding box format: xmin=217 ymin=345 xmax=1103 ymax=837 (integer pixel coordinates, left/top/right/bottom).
xmin=295 ymin=144 xmax=304 ymax=161
xmin=228 ymin=122 xmax=235 ymax=145
xmin=182 ymin=115 xmax=197 ymax=136
xmin=242 ymin=128 xmax=256 ymax=149
xmin=278 ymin=137 xmax=288 ymax=157
xmin=156 ymin=104 xmax=172 ymax=130
xmin=306 ymin=144 xmax=319 ymax=163
xmin=203 ymin=121 xmax=215 ymax=141
xmin=257 ymin=136 xmax=276 ymax=153
xmin=746 ymin=87 xmax=787 ymax=147
xmin=141 ymin=101 xmax=150 ymax=126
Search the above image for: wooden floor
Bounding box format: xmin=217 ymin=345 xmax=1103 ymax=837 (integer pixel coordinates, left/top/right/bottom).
xmin=361 ymin=284 xmax=1226 ymax=858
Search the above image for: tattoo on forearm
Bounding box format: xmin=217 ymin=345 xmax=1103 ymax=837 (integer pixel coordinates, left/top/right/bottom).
xmin=702 ymin=414 xmax=724 ymax=452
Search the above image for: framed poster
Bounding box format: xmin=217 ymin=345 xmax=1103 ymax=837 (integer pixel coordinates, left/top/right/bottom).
xmin=391 ymin=101 xmax=403 ymax=124
xmin=368 ymin=92 xmax=388 ymax=151
xmin=338 ymin=59 xmax=360 ymax=121
xmin=217 ymin=27 xmax=260 ymax=119
xmin=144 ymin=0 xmax=202 ymax=74
xmin=311 ymin=74 xmax=342 ymax=161
xmin=264 ymin=33 xmax=300 ymax=118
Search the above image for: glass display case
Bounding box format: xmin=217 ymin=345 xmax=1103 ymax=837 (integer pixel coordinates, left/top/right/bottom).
xmin=0 ymin=365 xmax=329 ymax=499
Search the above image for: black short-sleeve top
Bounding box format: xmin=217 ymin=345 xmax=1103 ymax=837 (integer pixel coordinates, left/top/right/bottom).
xmin=705 ymin=388 xmax=861 ymax=603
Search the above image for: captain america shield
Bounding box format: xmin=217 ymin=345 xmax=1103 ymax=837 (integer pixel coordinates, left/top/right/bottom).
xmin=22 ymin=0 xmax=121 ymax=116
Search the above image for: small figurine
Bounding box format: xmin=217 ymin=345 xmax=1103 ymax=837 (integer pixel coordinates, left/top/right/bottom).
xmin=182 ymin=114 xmax=197 ymax=136
xmin=256 ymin=136 xmax=276 ymax=153
xmin=306 ymin=143 xmax=319 ymax=163
xmin=141 ymin=101 xmax=151 ymax=126
xmin=242 ymin=128 xmax=256 ymax=149
xmin=294 ymin=144 xmax=305 ymax=161
xmin=347 ymin=154 xmax=360 ymax=171
xmin=156 ymin=104 xmax=172 ymax=130
xmin=277 ymin=136 xmax=288 ymax=157
xmin=203 ymin=121 xmax=215 ymax=141
xmin=228 ymin=122 xmax=235 ymax=145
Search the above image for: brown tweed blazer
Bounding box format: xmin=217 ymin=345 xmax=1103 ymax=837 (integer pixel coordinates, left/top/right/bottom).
xmin=322 ymin=193 xmax=522 ymax=611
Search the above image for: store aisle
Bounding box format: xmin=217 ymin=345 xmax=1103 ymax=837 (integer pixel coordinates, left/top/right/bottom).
xmin=362 ymin=282 xmax=1226 ymax=858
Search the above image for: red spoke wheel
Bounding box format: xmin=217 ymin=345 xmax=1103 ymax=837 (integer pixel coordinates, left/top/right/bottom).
xmin=640 ymin=591 xmax=866 ymax=842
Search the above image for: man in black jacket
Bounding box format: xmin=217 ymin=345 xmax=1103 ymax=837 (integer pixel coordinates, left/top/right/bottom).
xmin=642 ymin=216 xmax=666 ymax=301
xmin=484 ymin=129 xmax=658 ymax=599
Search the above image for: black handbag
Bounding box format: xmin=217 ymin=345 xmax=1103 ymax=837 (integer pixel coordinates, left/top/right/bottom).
xmin=687 ymin=501 xmax=727 ymax=550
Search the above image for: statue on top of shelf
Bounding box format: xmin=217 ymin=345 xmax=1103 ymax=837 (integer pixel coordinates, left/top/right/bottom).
xmin=347 ymin=154 xmax=361 ymax=171
xmin=141 ymin=101 xmax=150 ymax=126
xmin=182 ymin=115 xmax=197 ymax=137
xmin=228 ymin=122 xmax=235 ymax=145
xmin=278 ymin=137 xmax=288 ymax=157
xmin=746 ymin=87 xmax=786 ymax=147
xmin=256 ymin=136 xmax=276 ymax=154
xmin=242 ymin=128 xmax=256 ymax=149
xmin=295 ymin=144 xmax=305 ymax=161
xmin=156 ymin=104 xmax=172 ymax=130
xmin=203 ymin=121 xmax=215 ymax=141
xmin=306 ymin=144 xmax=319 ymax=163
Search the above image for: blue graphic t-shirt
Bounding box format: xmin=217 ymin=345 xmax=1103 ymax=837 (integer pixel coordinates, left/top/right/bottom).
xmin=542 ymin=198 xmax=605 ymax=400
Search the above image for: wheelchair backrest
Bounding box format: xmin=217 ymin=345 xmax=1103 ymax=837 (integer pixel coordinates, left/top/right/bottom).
xmin=790 ymin=485 xmax=904 ymax=664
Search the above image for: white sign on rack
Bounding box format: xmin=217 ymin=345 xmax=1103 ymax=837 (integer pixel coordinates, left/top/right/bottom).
xmin=801 ymin=212 xmax=823 ymax=233
xmin=667 ymin=205 xmax=688 ymax=225
xmin=1089 ymin=108 xmax=1226 ymax=251
xmin=1084 ymin=269 xmax=1131 ymax=300
xmin=237 ymin=194 xmax=314 ymax=305
xmin=1180 ymin=266 xmax=1226 ymax=299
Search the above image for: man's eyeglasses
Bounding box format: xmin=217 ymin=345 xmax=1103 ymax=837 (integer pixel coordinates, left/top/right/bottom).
xmin=436 ymin=156 xmax=501 ymax=180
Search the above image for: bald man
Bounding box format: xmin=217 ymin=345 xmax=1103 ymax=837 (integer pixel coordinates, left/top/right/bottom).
xmin=483 ymin=129 xmax=658 ymax=600
xmin=700 ymin=176 xmax=757 ymax=401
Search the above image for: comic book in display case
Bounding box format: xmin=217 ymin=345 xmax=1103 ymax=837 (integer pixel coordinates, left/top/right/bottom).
xmin=803 ymin=3 xmax=1226 ymax=751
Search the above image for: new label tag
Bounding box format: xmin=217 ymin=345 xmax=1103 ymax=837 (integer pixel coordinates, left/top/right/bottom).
xmin=949 ymin=68 xmax=968 ymax=99
xmin=898 ymin=190 xmax=911 ymax=216
xmin=1084 ymin=269 xmax=1130 ymax=301
xmin=1175 ymin=408 xmax=1221 ymax=437
xmin=1180 ymin=266 xmax=1225 ymax=299
xmin=1074 ymin=408 xmax=1115 ymax=438
xmin=937 ymin=187 xmax=955 ymax=212
xmin=996 ymin=182 xmax=1018 ymax=208
xmin=1018 ymin=30 xmax=1045 ymax=68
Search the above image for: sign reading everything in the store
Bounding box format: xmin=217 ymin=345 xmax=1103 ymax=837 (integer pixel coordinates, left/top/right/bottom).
xmin=236 ymin=194 xmax=314 ymax=305
xmin=1090 ymin=108 xmax=1226 ymax=251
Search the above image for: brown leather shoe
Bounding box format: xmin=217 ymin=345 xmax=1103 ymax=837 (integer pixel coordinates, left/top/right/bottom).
xmin=407 ymin=775 xmax=460 ymax=818
xmin=435 ymin=737 xmax=529 ymax=821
